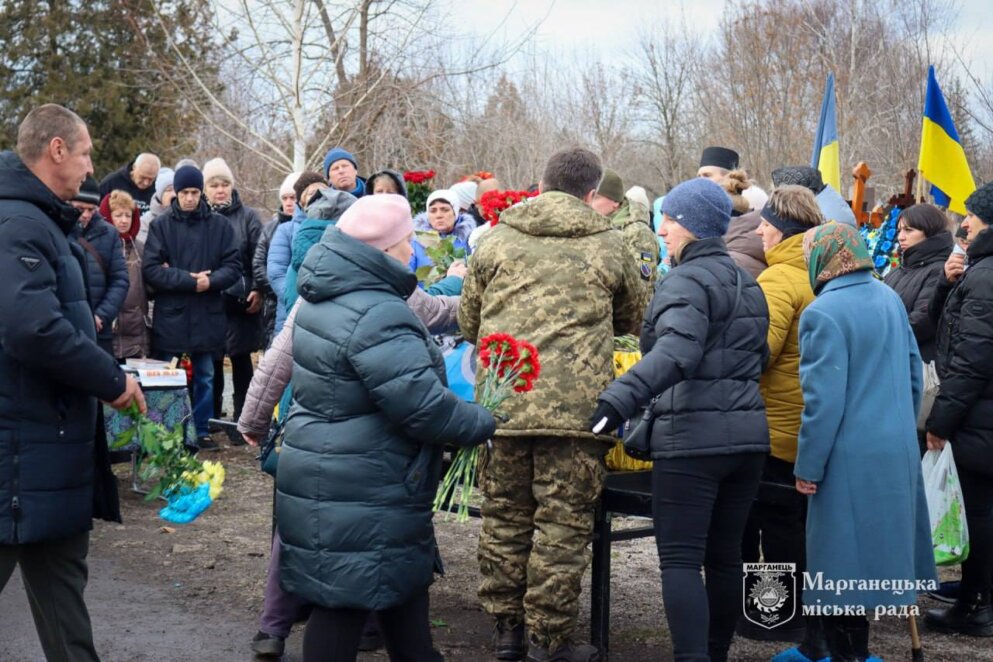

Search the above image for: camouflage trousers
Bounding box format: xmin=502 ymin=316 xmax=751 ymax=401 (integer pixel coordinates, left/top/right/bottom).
xmin=477 ymin=436 xmax=607 ymax=650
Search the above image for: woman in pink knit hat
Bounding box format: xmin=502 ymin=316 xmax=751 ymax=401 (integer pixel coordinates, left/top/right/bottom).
xmin=274 ymin=194 xmax=496 ymax=662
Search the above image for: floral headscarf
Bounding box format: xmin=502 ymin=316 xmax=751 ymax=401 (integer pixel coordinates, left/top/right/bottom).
xmin=802 ymin=222 xmax=874 ymax=293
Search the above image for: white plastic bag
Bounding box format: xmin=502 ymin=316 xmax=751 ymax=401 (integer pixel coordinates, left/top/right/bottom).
xmin=921 ymin=444 xmax=970 ymax=565
xmin=917 ymin=361 xmax=940 ymax=432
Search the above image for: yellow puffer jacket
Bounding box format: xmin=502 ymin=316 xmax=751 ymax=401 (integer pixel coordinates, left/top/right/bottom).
xmin=757 ymin=233 xmax=815 ymax=463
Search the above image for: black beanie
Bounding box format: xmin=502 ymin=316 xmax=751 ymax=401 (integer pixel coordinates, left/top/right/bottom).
xmin=965 ymin=182 xmax=993 ymax=226
xmin=771 ymin=166 xmax=826 ymax=194
xmin=73 ymin=175 xmax=101 ymax=205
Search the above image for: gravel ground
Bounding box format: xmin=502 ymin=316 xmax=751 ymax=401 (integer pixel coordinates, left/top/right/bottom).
xmin=0 ymin=442 xmax=986 ymax=661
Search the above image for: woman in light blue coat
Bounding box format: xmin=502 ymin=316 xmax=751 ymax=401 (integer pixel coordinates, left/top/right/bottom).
xmin=789 ymin=222 xmax=937 ymax=662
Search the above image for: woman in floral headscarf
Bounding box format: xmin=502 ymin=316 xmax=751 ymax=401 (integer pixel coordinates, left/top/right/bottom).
xmin=793 ymin=222 xmax=936 ymax=662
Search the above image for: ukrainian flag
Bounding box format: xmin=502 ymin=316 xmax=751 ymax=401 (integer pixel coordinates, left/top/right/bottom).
xmin=811 ymin=73 xmax=841 ymax=192
xmin=918 ymin=65 xmax=976 ymax=215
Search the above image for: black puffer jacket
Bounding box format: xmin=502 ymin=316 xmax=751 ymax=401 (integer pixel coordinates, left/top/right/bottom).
xmin=928 ymin=228 xmax=993 ymax=476
xmin=277 ymin=227 xmax=495 ymax=611
xmin=598 ymin=237 xmax=771 ymax=458
xmin=77 ymin=214 xmax=128 ymax=345
xmin=884 ymin=232 xmax=953 ymax=363
xmin=0 ymin=151 xmax=126 ymax=544
xmin=142 ymin=198 xmax=241 ymax=355
xmin=254 ymin=212 xmax=290 ymax=347
xmin=214 ymin=190 xmax=264 ymax=355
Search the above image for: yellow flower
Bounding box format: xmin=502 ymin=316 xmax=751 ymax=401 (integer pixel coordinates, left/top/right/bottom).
xmin=200 ymin=460 xmax=225 ymax=500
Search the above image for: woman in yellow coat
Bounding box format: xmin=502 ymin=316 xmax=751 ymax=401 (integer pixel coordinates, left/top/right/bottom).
xmin=738 ymin=185 xmax=824 ymax=656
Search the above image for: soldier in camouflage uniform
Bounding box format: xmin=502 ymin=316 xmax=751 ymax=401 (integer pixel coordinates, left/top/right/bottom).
xmin=459 ymin=149 xmax=643 ymax=662
xmin=591 ymin=169 xmax=661 ymax=315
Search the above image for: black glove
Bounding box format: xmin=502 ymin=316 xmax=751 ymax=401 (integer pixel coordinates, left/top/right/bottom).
xmin=589 ymin=401 xmax=623 ymax=435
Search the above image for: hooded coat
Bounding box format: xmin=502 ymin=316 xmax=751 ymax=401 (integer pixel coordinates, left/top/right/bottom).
xmin=366 ymin=170 xmax=408 ymax=198
xmin=598 ymin=237 xmax=771 ymax=458
xmin=883 ymin=231 xmax=953 ymax=363
xmin=142 ymin=198 xmax=242 ymax=355
xmin=76 ymin=210 xmax=128 ymax=347
xmin=756 ymin=233 xmax=815 ymax=463
xmin=282 ymin=188 xmax=356 ymax=315
xmin=458 ymin=191 xmax=644 ymax=440
xmin=0 ymin=151 xmax=126 ymax=543
xmin=276 ymin=227 xmax=495 ymax=610
xmin=723 ymin=209 xmax=766 ymax=279
xmin=99 ymin=195 xmax=149 ymax=359
xmin=927 ymin=228 xmax=993 ymax=476
xmin=98 ymin=160 xmax=155 ymax=214
xmin=213 ymin=190 xmax=265 ymax=356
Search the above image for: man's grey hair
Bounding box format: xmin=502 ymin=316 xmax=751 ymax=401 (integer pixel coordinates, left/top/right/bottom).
xmin=134 ymin=153 xmax=161 ymax=170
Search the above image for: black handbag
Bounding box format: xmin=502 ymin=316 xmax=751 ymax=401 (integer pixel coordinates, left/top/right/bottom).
xmin=623 ymin=267 xmax=744 ymax=460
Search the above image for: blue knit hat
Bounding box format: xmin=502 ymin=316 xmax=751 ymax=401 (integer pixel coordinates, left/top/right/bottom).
xmin=323 ymin=147 xmax=357 ymax=177
xmin=660 ymin=178 xmax=732 ymax=239
xmin=173 ymin=165 xmax=204 ymax=193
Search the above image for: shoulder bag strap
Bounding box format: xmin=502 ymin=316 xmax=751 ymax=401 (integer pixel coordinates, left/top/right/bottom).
xmin=77 ymin=236 xmax=108 ymax=275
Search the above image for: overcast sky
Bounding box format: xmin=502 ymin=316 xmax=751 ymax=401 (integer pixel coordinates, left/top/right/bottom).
xmin=454 ymin=0 xmax=993 ymax=78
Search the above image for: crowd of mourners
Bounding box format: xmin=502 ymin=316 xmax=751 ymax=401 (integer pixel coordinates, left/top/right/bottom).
xmin=1 ymin=104 xmax=992 ymax=662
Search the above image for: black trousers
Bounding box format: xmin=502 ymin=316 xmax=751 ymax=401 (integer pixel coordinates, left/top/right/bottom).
xmin=302 ymin=589 xmax=441 ymax=662
xmin=960 ymin=465 xmax=993 ymax=600
xmin=212 ymin=353 xmax=254 ymax=420
xmin=652 ymin=452 xmax=765 ymax=662
xmin=0 ymin=532 xmax=99 ymax=662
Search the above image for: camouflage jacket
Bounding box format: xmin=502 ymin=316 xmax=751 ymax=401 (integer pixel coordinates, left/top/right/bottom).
xmin=611 ymin=201 xmax=660 ymax=314
xmin=459 ymin=191 xmax=643 ymax=440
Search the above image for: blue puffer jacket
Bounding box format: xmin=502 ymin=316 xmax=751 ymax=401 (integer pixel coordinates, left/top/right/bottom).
xmin=277 ymin=227 xmax=495 ymax=610
xmin=0 ymin=151 xmax=125 ymax=544
xmin=268 ymin=205 xmax=306 ymax=334
xmin=77 ymin=213 xmax=128 ymax=343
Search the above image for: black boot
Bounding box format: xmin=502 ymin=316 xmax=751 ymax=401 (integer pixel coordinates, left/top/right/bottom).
xmin=796 ymin=616 xmax=831 ymax=661
xmin=822 ymin=616 xmax=864 ymax=662
xmin=492 ymin=620 xmax=526 ymax=661
xmin=925 ymin=591 xmax=993 ymax=637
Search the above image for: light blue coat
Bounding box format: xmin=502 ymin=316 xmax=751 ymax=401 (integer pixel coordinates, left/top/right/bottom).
xmin=796 ymin=270 xmax=937 ymax=608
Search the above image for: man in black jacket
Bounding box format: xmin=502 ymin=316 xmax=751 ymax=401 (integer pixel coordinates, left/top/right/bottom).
xmin=70 ymin=176 xmax=129 ymax=356
xmin=98 ymin=153 xmax=160 ymax=214
xmin=0 ymin=104 xmax=145 ymax=661
xmin=143 ymin=165 xmax=241 ymax=450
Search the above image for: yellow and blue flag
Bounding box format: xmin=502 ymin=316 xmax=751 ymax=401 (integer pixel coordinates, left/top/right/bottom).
xmin=918 ymin=65 xmax=976 ymax=215
xmin=811 ymin=73 xmax=841 ymax=192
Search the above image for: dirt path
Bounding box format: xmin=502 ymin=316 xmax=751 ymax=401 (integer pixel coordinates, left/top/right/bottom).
xmin=0 ymin=444 xmax=985 ymax=661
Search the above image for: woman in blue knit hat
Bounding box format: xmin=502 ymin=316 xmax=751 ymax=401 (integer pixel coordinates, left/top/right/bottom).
xmin=592 ymin=177 xmax=771 ymax=662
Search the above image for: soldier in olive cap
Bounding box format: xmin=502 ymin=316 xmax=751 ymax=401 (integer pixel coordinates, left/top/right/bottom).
xmin=459 ymin=148 xmax=643 ymax=662
xmin=592 ymin=168 xmax=660 ymax=315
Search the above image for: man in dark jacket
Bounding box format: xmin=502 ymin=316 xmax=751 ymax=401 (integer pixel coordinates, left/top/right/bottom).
xmin=0 ymin=104 xmax=145 ymax=661
xmin=70 ymin=175 xmax=129 ymax=356
xmin=143 ymin=165 xmax=241 ymax=449
xmin=924 ymin=182 xmax=993 ymax=637
xmin=98 ymin=153 xmax=160 ymax=215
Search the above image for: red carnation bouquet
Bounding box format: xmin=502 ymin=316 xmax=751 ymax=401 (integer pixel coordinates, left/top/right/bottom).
xmin=478 ymin=189 xmax=538 ymax=225
xmin=433 ymin=333 xmax=540 ymax=521
xmin=403 ymin=169 xmax=436 ymax=212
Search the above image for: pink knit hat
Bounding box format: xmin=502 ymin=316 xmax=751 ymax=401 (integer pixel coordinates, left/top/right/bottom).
xmin=336 ymin=194 xmax=414 ymax=250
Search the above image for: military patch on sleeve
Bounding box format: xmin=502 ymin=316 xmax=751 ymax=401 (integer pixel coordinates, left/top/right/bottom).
xmin=639 ymin=252 xmax=654 ymax=280
xmin=19 ymin=256 xmax=41 ymax=271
